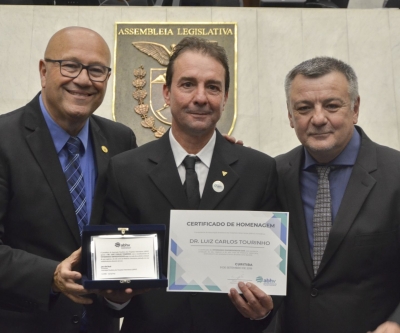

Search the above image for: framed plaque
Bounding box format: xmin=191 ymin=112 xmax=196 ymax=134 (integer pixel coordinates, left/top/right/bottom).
xmin=82 ymin=224 xmax=168 ymax=289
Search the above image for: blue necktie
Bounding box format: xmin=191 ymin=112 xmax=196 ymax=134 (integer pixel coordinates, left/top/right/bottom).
xmin=64 ymin=137 xmax=88 ymax=331
xmin=64 ymin=137 xmax=88 ymax=236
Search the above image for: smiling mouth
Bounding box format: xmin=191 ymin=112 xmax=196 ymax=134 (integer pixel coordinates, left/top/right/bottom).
xmin=66 ymin=89 xmax=95 ymax=97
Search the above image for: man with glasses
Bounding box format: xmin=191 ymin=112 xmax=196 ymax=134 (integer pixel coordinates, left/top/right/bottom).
xmin=0 ymin=27 xmax=136 ymax=333
xmin=44 ymin=59 xmax=112 ymax=82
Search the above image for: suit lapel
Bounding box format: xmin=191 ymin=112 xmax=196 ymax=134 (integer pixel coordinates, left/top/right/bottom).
xmin=282 ymin=147 xmax=314 ymax=279
xmin=318 ymin=130 xmax=377 ymax=273
xmin=148 ymin=133 xmax=190 ymax=209
xmin=199 ymin=133 xmax=239 ymax=210
xmin=89 ymin=118 xmax=110 ymax=225
xmin=24 ymin=96 xmax=81 ymax=246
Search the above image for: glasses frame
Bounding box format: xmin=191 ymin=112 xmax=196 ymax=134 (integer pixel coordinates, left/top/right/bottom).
xmin=44 ymin=58 xmax=111 ymax=82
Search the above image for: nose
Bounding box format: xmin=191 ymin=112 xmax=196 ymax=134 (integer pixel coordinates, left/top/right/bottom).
xmin=311 ymin=105 xmax=328 ymax=126
xmin=193 ymin=86 xmax=207 ymax=106
xmin=73 ymin=67 xmax=92 ymax=86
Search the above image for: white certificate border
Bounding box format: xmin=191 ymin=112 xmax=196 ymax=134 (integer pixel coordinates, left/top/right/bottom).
xmin=167 ymin=211 xmax=289 ymax=294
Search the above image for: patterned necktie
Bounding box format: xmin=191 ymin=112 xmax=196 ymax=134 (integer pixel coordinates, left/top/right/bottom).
xmin=313 ymin=165 xmax=332 ymax=276
xmin=64 ymin=137 xmax=88 ymax=236
xmin=182 ymin=155 xmax=201 ymax=209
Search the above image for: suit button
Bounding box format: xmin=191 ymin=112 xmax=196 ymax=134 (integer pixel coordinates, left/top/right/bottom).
xmin=72 ymin=315 xmax=80 ymax=324
xmin=191 ymin=293 xmax=197 ymax=296
xmin=311 ymin=288 xmax=319 ymax=297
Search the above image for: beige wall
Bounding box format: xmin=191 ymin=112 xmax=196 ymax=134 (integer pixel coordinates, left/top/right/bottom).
xmin=1 ymin=5 xmax=399 ymax=156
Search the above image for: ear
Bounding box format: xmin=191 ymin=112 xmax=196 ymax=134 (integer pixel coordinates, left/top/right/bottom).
xmin=163 ymin=84 xmax=170 ymax=105
xmin=352 ymin=96 xmax=360 ymax=124
xmin=39 ymin=59 xmax=47 ymax=88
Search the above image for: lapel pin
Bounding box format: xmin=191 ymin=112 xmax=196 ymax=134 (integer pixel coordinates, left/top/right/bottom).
xmin=212 ymin=180 xmax=224 ymax=193
xmin=222 ymin=171 xmax=228 ymax=176
xmin=101 ymin=146 xmax=108 ymax=153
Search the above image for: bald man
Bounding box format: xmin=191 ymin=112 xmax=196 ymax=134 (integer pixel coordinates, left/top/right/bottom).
xmin=0 ymin=27 xmax=136 ymax=333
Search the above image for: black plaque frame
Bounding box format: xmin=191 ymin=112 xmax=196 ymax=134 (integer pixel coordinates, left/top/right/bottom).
xmin=82 ymin=224 xmax=168 ymax=289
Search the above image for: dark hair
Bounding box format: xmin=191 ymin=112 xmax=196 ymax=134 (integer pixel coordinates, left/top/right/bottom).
xmin=166 ymin=37 xmax=230 ymax=92
xmin=285 ymin=56 xmax=359 ymax=107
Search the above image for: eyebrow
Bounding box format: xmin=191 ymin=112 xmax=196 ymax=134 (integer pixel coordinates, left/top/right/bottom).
xmin=178 ymin=77 xmax=223 ymax=86
xmin=206 ymin=79 xmax=223 ymax=86
xmin=293 ymin=97 xmax=344 ymax=106
xmin=61 ymin=57 xmax=108 ymax=67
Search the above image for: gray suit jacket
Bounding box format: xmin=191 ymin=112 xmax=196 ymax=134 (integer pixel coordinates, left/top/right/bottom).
xmin=275 ymin=126 xmax=400 ymax=333
xmin=0 ymin=94 xmax=137 ymax=333
xmin=103 ymin=130 xmax=279 ymax=333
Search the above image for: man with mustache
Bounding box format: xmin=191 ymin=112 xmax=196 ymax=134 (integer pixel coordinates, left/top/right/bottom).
xmin=275 ymin=57 xmax=400 ymax=333
xmin=102 ymin=36 xmax=279 ymax=332
xmin=0 ymin=27 xmax=136 ymax=333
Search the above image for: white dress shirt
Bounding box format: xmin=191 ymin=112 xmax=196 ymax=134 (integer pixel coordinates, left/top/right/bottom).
xmin=169 ymin=129 xmax=216 ymax=198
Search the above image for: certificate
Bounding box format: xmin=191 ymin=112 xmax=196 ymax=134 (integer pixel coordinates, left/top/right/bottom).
xmin=167 ymin=210 xmax=288 ymax=295
xmin=91 ymin=234 xmax=159 ymax=280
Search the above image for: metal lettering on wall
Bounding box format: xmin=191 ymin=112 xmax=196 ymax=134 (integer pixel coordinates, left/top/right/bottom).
xmin=113 ymin=23 xmax=237 ymax=146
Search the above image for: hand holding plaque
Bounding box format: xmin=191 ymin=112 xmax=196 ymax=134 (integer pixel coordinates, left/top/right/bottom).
xmin=82 ymin=225 xmax=168 ymax=290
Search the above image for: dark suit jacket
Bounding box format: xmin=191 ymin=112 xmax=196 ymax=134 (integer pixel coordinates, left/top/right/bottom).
xmin=275 ymin=126 xmax=400 ymax=333
xmin=103 ymin=130 xmax=279 ymax=333
xmin=0 ymin=94 xmax=137 ymax=333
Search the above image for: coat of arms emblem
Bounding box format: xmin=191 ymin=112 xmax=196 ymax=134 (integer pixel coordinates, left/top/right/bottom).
xmin=113 ymin=23 xmax=237 ymax=146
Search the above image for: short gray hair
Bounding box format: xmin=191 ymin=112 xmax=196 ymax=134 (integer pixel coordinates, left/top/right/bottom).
xmin=285 ymin=57 xmax=359 ymax=107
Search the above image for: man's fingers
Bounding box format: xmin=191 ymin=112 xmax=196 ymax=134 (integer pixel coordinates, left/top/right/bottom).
xmin=52 ymin=248 xmax=90 ymax=303
xmin=239 ymin=282 xmax=271 ymax=317
xmin=53 ymin=260 xmax=82 ymax=292
xmin=228 ymin=287 xmax=250 ymax=318
xmin=222 ymin=134 xmax=237 ymax=143
xmin=236 ymin=139 xmax=244 ymax=146
xmin=243 ymin=282 xmax=273 ymax=309
xmin=59 ymin=267 xmax=82 ymax=281
xmin=228 ymin=282 xmax=273 ymax=320
xmin=68 ymin=247 xmax=82 ymax=266
xmin=222 ymin=134 xmax=245 ymax=146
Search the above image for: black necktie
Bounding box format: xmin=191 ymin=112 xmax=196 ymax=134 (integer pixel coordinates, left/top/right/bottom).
xmin=182 ymin=155 xmax=201 ymax=209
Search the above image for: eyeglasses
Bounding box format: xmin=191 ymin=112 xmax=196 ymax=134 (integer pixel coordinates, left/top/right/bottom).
xmin=45 ymin=59 xmax=111 ymax=82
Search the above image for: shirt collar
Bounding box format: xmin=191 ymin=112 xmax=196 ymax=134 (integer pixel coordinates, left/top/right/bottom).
xmin=169 ymin=129 xmax=216 ymax=168
xmin=39 ymin=94 xmax=90 ymax=154
xmin=303 ymin=126 xmax=361 ymax=170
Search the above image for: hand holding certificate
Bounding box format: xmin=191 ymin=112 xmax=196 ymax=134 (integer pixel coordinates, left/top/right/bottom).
xmin=167 ymin=210 xmax=289 ymax=295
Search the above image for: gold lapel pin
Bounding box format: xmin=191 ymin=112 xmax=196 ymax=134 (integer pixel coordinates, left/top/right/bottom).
xmin=101 ymin=146 xmax=108 ymax=153
xmin=222 ymin=171 xmax=228 ymax=176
